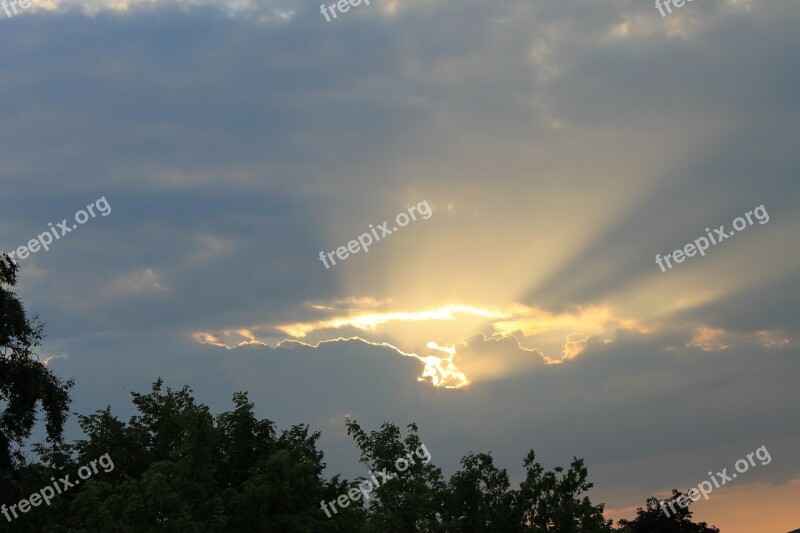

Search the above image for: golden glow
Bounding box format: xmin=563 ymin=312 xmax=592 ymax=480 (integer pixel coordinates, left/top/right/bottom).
xmin=280 ymin=337 xmax=472 ymax=389
xmin=308 ymin=297 xmax=386 ymax=311
xmin=492 ymin=305 xmax=649 ymax=338
xmin=563 ymin=333 xmax=589 ymax=359
xmin=191 ymin=330 xmax=267 ymax=349
xmin=192 ymin=297 xmax=790 ymax=388
xmin=276 ymin=304 xmax=504 ymax=338
xmin=421 ymin=341 xmax=468 ymax=388
xmin=192 ymin=301 xmax=661 ymax=388
xmin=687 ymin=326 xmax=790 ymax=352
xmin=420 ymin=355 xmax=469 ymax=388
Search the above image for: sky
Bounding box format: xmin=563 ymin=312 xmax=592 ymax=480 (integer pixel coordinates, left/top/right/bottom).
xmin=2 ymin=0 xmax=800 ymax=530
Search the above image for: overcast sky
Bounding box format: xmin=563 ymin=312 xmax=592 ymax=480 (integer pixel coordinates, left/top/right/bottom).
xmin=2 ymin=0 xmax=799 ymax=530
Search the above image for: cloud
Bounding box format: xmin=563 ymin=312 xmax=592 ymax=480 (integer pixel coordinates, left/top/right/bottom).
xmin=686 ymin=325 xmax=790 ymax=352
xmin=105 ymin=267 xmax=166 ymax=295
xmin=275 ymin=304 xmax=503 ymax=339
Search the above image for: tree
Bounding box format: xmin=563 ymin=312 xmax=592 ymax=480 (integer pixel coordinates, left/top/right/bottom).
xmin=616 ymin=490 xmax=720 ymax=533
xmin=514 ymin=451 xmax=614 ymax=532
xmin=0 ymin=258 xmax=73 ymax=501
xmin=345 ymin=419 xmax=446 ymax=532
xmin=345 ymin=419 xmax=614 ymax=532
xmin=2 ymin=371 xmax=659 ymax=532
xmin=441 ymin=452 xmax=516 ymax=532
xmin=32 ymin=381 xmax=363 ymax=532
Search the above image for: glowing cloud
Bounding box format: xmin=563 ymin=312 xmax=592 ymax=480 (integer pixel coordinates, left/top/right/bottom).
xmin=276 ymin=304 xmax=504 ymax=338
xmin=687 ymin=326 xmax=790 ymax=352
xmin=192 ymin=301 xmax=659 ymax=387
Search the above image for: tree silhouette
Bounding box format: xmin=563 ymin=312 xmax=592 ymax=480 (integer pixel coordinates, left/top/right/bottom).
xmin=514 ymin=450 xmax=613 ymax=532
xmin=345 ymin=419 xmax=615 ymax=532
xmin=0 ymin=258 xmax=73 ymax=502
xmin=345 ymin=419 xmax=445 ymax=531
xmin=0 ymin=374 xmax=729 ymax=532
xmin=616 ymin=490 xmax=720 ymax=533
xmin=26 ymin=381 xmax=363 ymax=532
xmin=442 ymin=452 xmax=516 ymax=531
